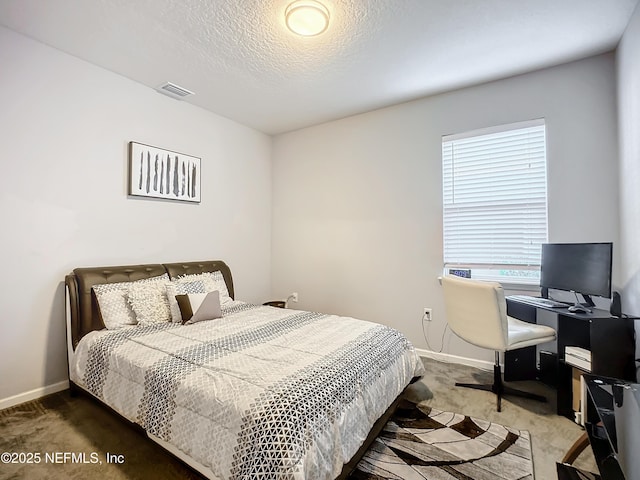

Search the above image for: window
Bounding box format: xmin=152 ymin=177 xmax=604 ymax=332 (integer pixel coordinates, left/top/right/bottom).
xmin=442 ymin=119 xmax=547 ymax=285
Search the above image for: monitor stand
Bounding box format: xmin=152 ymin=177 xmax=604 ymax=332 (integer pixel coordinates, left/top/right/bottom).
xmin=580 ymin=293 xmax=596 ymax=308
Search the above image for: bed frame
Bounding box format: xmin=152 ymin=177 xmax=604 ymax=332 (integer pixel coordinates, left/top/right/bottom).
xmin=65 ymin=260 xmax=408 ymax=480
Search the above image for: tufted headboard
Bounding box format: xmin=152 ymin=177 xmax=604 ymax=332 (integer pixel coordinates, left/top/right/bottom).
xmin=65 ymin=260 xmax=234 ymax=352
xmin=163 ymin=260 xmax=234 ymax=299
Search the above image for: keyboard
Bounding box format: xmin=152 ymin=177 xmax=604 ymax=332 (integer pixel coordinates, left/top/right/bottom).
xmin=507 ymin=295 xmax=570 ymax=309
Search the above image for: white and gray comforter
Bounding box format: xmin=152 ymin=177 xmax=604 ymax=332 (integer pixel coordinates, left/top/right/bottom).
xmin=70 ymin=301 xmax=424 ymax=480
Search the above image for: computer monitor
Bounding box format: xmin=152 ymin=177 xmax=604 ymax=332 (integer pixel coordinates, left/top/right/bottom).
xmin=540 ymin=242 xmax=613 ymax=306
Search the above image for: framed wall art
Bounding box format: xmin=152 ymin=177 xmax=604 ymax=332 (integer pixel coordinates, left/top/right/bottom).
xmin=129 ymin=142 xmax=201 ymax=203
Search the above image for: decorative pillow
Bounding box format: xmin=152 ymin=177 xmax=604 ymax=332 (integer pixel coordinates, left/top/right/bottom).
xmin=92 ymin=274 xmax=169 ymax=329
xmin=92 ymin=289 xmax=136 ymax=330
xmin=165 ymin=280 xmax=208 ymax=323
xmin=175 ymin=291 xmax=222 ymax=324
xmin=128 ymin=281 xmax=171 ymax=325
xmin=174 ymin=271 xmax=232 ymax=305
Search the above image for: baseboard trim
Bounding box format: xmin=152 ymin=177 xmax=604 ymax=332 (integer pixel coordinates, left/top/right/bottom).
xmin=0 ymin=380 xmax=69 ymax=411
xmin=416 ymin=348 xmax=494 ymax=372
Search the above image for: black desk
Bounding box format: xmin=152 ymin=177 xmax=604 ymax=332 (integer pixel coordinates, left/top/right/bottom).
xmin=505 ymin=297 xmax=637 ymax=417
xmin=557 ymin=375 xmax=640 ymax=480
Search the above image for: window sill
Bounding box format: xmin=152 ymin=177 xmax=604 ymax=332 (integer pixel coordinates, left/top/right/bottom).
xmin=437 ymin=276 xmax=540 ymax=293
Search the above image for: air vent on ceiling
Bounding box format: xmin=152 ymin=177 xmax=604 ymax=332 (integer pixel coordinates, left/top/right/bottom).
xmin=156 ymin=82 xmax=195 ymax=99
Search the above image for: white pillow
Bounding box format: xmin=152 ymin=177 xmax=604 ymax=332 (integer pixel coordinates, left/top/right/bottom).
xmin=174 ymin=271 xmax=232 ymax=305
xmin=93 ymin=289 xmax=136 ymax=329
xmin=165 ymin=280 xmax=208 ymax=323
xmin=92 ymin=274 xmax=169 ymax=329
xmin=128 ymin=281 xmax=171 ymax=325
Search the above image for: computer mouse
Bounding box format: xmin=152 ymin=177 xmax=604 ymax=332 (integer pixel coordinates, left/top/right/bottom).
xmin=568 ymin=305 xmax=591 ymax=314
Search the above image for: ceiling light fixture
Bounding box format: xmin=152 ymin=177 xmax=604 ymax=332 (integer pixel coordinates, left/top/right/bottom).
xmin=285 ymin=0 xmax=330 ymax=37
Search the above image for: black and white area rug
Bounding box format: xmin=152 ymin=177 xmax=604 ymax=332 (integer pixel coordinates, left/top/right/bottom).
xmin=353 ymin=401 xmax=534 ymax=480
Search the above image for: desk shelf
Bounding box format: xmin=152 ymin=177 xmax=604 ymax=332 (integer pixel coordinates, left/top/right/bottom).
xmin=582 ymin=375 xmax=638 ymax=479
xmin=505 ymin=298 xmax=636 ymax=418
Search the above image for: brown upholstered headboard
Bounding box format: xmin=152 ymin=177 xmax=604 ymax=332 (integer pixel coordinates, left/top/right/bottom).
xmin=163 ymin=260 xmax=234 ymax=299
xmin=65 ymin=260 xmax=234 ymax=351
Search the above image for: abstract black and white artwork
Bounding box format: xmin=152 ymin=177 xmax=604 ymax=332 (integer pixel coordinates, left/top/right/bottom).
xmin=129 ymin=142 xmax=201 ymax=203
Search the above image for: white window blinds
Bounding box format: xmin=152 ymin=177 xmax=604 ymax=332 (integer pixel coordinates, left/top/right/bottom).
xmin=442 ymin=119 xmax=548 ymax=283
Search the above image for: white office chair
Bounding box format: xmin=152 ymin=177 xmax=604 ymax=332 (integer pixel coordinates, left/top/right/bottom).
xmin=441 ymin=275 xmax=557 ymax=411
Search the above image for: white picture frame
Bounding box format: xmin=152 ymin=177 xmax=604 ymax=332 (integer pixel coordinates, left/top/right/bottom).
xmin=128 ymin=142 xmax=201 ymax=203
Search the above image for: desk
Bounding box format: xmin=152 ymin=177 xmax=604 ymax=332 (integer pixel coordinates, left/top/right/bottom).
xmin=505 ymin=297 xmax=636 ymax=417
xmin=557 ymin=375 xmax=640 ymax=480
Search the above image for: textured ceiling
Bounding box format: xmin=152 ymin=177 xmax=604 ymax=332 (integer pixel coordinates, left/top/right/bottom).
xmin=0 ymin=0 xmax=638 ymax=134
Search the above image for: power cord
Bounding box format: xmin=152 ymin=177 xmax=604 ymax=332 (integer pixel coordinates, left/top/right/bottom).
xmin=421 ymin=315 xmax=448 ymax=353
xmin=284 ymin=293 xmax=298 ymax=308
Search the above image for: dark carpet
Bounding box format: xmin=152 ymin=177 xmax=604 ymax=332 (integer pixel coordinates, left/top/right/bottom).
xmin=0 ymin=391 xmax=199 ymax=480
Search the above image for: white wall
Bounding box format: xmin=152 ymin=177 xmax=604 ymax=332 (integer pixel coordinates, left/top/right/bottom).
xmin=0 ymin=27 xmax=272 ymax=405
xmin=272 ymin=54 xmax=619 ymax=364
xmin=617 ymin=2 xmax=640 ymax=357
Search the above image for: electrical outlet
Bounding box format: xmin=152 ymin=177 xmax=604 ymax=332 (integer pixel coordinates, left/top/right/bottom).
xmin=291 ymin=292 xmax=299 ymax=303
xmin=422 ymin=307 xmax=432 ymax=322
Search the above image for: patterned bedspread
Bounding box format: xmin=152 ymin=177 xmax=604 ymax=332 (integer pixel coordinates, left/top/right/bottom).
xmin=70 ymin=302 xmax=424 ymax=480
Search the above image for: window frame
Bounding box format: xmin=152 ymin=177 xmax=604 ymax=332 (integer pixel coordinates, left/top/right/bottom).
xmin=442 ymin=118 xmax=548 ymax=287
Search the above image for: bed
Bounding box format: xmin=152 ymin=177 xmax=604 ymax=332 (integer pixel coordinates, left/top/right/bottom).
xmin=65 ymin=260 xmax=424 ymax=479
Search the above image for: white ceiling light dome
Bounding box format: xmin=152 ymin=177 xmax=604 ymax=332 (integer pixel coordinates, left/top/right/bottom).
xmin=285 ymin=0 xmax=330 ymax=37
